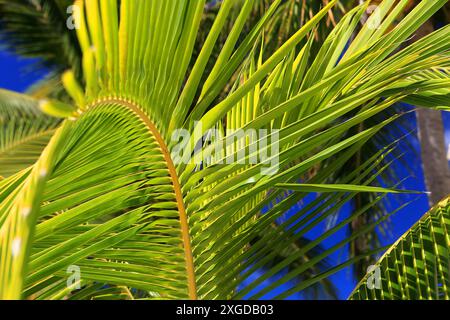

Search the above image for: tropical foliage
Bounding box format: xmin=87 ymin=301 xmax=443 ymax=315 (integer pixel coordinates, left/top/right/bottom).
xmin=350 ymin=197 xmax=450 ymax=300
xmin=0 ymin=0 xmax=449 ymax=300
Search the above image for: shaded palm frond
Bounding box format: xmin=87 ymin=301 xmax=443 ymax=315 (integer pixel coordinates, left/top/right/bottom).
xmin=0 ymin=0 xmax=82 ymax=80
xmin=0 ymin=89 xmax=60 ymax=178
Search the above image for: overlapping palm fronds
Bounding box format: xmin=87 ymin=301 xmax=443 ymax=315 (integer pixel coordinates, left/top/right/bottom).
xmin=198 ymin=0 xmax=446 ymax=280
xmin=0 ymin=0 xmax=448 ymax=300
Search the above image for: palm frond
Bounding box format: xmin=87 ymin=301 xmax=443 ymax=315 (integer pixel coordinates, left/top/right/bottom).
xmin=0 ymin=0 xmax=449 ymax=300
xmin=0 ymin=89 xmax=60 ymax=178
xmin=349 ymin=196 xmax=450 ymax=299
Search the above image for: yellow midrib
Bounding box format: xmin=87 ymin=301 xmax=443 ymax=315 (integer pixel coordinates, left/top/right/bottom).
xmin=90 ymin=98 xmax=197 ymax=300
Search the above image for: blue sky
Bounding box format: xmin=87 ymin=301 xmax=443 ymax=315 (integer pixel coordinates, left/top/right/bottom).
xmin=1 ymin=47 xmax=449 ymax=299
xmin=0 ymin=50 xmax=48 ymax=92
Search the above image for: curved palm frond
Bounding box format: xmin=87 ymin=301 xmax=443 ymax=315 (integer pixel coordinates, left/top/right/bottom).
xmin=0 ymin=0 xmax=449 ymax=300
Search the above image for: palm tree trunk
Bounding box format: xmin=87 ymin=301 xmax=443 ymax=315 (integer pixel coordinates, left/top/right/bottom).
xmin=414 ymin=20 xmax=450 ymax=206
xmin=417 ymin=109 xmax=450 ymax=206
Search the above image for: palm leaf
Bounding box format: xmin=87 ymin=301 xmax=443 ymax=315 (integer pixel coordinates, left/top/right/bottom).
xmin=0 ymin=0 xmax=449 ymax=300
xmin=349 ymin=196 xmax=450 ymax=299
xmin=0 ymin=89 xmax=60 ymax=178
